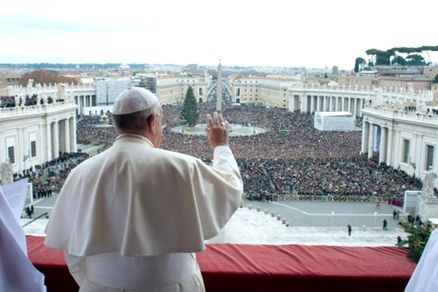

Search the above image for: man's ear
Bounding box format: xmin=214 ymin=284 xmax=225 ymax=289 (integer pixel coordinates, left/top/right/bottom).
xmin=148 ymin=115 xmax=158 ymax=134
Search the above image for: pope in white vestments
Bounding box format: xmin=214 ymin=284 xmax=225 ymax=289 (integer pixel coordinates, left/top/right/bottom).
xmin=45 ymin=87 xmax=243 ymax=291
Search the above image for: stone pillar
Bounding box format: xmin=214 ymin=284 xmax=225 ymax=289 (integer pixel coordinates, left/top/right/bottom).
xmin=386 ymin=128 xmax=393 ymax=166
xmin=344 ymin=97 xmax=348 ymax=111
xmin=353 ymin=98 xmax=357 ymax=117
xmin=301 ymin=94 xmax=307 ymax=113
xmin=46 ymin=122 xmax=52 ymax=161
xmin=290 ymin=95 xmax=296 ymax=112
xmin=70 ymin=116 xmax=77 ymax=152
xmin=368 ymin=123 xmax=374 ymax=159
xmin=316 ymin=96 xmax=321 ymax=112
xmin=361 ymin=122 xmax=369 ymax=154
xmin=379 ymin=127 xmax=387 ymax=164
xmin=17 ymin=128 xmax=25 ymax=173
xmin=64 ymin=119 xmax=70 ymax=153
xmin=52 ymin=121 xmax=59 ymax=159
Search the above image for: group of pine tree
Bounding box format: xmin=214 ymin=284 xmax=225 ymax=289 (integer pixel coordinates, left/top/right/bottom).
xmin=354 ymin=45 xmax=438 ymax=72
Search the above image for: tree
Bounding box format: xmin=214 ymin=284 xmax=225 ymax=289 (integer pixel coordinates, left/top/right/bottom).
xmin=180 ymin=86 xmax=199 ymax=127
xmin=354 ymin=57 xmax=366 ymax=73
xmin=406 ymin=54 xmax=426 ymax=66
xmin=20 ymin=70 xmax=78 ymax=86
xmin=398 ymin=221 xmax=433 ymax=262
xmin=391 ymin=56 xmax=407 ymax=65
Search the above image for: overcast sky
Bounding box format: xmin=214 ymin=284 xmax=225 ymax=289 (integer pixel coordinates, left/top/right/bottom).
xmin=0 ymin=0 xmax=437 ymax=70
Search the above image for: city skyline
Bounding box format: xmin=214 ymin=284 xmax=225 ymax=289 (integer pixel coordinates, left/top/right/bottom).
xmin=1 ymin=0 xmax=437 ymax=69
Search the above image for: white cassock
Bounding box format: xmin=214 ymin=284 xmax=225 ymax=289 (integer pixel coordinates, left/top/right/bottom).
xmin=405 ymin=229 xmax=438 ymax=292
xmin=45 ymin=134 xmax=243 ymax=292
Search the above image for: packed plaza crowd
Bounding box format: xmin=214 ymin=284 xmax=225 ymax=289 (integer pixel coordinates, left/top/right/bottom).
xmin=15 ymin=152 xmax=89 ymax=201
xmin=240 ymin=157 xmax=421 ymax=202
xmin=73 ymin=103 xmax=423 ymax=202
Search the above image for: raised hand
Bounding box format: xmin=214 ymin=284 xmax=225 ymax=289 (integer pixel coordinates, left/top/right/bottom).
xmin=206 ymin=112 xmax=229 ymax=149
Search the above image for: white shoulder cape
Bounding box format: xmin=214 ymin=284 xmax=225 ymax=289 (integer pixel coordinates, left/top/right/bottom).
xmin=45 ymin=135 xmax=242 ymax=256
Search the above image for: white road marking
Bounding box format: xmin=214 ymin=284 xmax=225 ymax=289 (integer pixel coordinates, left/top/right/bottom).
xmin=271 ymin=202 xmax=394 ymax=216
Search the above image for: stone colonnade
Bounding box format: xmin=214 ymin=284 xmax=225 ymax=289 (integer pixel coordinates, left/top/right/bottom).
xmin=75 ymin=95 xmax=96 ymax=114
xmin=361 ymin=121 xmax=393 ymax=165
xmin=46 ymin=116 xmax=77 ymax=161
xmin=290 ymin=94 xmax=366 ymax=118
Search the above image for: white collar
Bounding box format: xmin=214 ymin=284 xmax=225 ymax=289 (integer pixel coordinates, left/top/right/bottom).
xmin=115 ymin=134 xmax=154 ymax=147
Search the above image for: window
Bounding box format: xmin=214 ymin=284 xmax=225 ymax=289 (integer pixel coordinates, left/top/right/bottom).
xmin=8 ymin=146 xmax=15 ymax=163
xmin=426 ymin=145 xmax=434 ymax=170
xmin=31 ymin=141 xmax=37 ymax=157
xmin=402 ymin=139 xmax=410 ymax=163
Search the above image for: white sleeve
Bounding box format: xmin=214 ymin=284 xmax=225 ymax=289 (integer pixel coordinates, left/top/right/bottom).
xmin=212 ymin=145 xmax=243 ymax=192
xmin=191 ymin=145 xmax=243 ymax=240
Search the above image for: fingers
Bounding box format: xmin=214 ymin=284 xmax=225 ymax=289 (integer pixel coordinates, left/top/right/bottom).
xmin=207 ymin=112 xmax=226 ymax=128
xmin=207 ymin=114 xmax=213 ymax=129
xmin=212 ymin=112 xmax=220 ymax=127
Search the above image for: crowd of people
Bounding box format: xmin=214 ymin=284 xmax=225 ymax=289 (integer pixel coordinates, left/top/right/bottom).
xmin=15 ymin=152 xmax=89 ymax=199
xmin=72 ymin=103 xmax=423 ymax=201
xmin=239 ymin=157 xmax=421 ymax=201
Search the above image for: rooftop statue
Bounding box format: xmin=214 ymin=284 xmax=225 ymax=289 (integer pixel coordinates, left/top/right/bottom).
xmin=422 ymin=171 xmax=437 ymax=201
xmin=0 ymin=161 xmax=13 ymax=185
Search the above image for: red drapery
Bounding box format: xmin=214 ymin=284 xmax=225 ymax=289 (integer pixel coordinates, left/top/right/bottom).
xmin=27 ymin=236 xmax=415 ymax=292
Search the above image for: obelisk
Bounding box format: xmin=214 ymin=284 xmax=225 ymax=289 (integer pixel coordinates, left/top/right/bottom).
xmin=216 ymin=59 xmax=222 ymax=112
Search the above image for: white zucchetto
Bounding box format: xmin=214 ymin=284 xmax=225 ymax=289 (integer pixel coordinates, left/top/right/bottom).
xmin=112 ymin=87 xmax=159 ymax=116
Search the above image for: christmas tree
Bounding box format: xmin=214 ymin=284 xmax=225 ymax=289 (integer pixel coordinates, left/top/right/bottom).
xmin=180 ymin=86 xmax=199 ymax=127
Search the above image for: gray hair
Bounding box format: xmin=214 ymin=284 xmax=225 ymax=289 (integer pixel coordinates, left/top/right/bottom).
xmin=112 ymin=103 xmax=160 ymax=133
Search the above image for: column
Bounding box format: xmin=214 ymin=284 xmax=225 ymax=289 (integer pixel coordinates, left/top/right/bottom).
xmin=310 ymin=96 xmax=315 ymax=113
xmin=394 ymin=130 xmax=401 ymax=169
xmin=64 ymin=119 xmax=70 ymax=153
xmin=368 ymin=123 xmax=374 ymax=159
xmin=18 ymin=128 xmax=25 ymax=173
xmin=361 ymin=122 xmax=369 ymax=154
xmin=46 ymin=122 xmax=52 ymax=161
xmin=52 ymin=121 xmax=59 ymax=159
xmin=316 ymin=96 xmax=321 ymax=112
xmin=353 ymin=98 xmax=357 ymax=118
xmin=290 ymin=95 xmax=296 ymax=112
xmin=70 ymin=116 xmax=77 ymax=152
xmin=344 ymin=97 xmax=348 ymax=111
xmin=379 ymin=127 xmax=387 ymax=164
xmin=386 ymin=128 xmax=393 ymax=166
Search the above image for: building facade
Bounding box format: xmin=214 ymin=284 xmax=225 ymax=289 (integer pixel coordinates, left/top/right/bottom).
xmin=230 ymin=76 xmax=434 ymax=119
xmin=156 ymin=76 xmax=210 ymax=105
xmin=361 ymin=106 xmax=438 ymax=189
xmin=0 ymin=91 xmax=77 ymax=174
